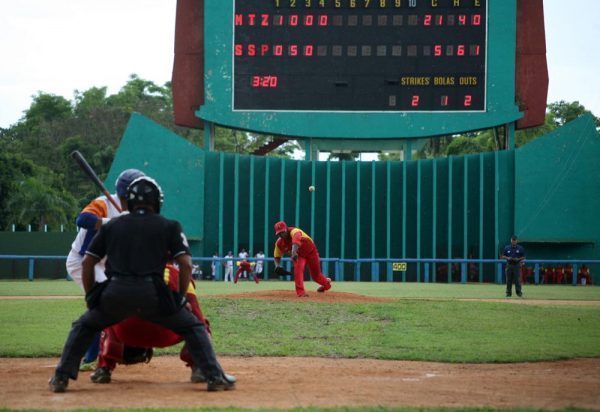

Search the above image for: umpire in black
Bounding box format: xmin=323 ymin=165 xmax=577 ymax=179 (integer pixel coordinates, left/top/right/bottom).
xmin=49 ymin=176 xmax=235 ymax=392
xmin=501 ymin=235 xmax=526 ymax=298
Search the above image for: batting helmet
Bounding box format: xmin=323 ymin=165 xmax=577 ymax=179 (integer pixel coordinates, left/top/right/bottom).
xmin=126 ymin=176 xmax=164 ymax=213
xmin=115 ymin=169 xmax=145 ymax=198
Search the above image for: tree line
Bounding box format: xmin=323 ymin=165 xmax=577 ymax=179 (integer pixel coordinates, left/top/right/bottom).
xmin=0 ymin=74 xmax=597 ymax=230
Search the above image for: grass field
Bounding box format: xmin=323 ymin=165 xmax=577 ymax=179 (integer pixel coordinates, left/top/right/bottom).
xmin=1 ymin=280 xmax=599 ymax=364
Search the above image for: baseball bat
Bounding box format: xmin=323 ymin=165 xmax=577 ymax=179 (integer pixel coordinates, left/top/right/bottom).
xmin=70 ymin=150 xmax=122 ymax=212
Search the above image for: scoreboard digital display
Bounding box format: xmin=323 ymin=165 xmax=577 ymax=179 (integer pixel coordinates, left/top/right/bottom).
xmin=233 ymin=0 xmax=488 ymax=112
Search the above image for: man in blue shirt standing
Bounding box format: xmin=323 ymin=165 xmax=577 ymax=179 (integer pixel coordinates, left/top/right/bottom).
xmin=502 ymin=235 xmax=526 ymax=298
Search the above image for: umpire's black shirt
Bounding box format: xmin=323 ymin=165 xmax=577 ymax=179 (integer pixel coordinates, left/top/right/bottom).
xmin=86 ymin=210 xmax=190 ymax=277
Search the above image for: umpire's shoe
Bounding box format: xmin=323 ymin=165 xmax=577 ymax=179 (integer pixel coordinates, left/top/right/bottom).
xmin=48 ymin=373 xmax=69 ymax=393
xmin=207 ymin=373 xmax=236 ymax=391
xmin=90 ymin=367 xmax=112 ymax=384
xmin=191 ymin=367 xmax=206 ymax=383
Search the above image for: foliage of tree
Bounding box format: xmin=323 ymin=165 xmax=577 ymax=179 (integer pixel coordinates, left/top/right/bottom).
xmin=1 ymin=70 xmax=596 ymax=232
xmin=0 ymin=74 xmax=299 ymax=230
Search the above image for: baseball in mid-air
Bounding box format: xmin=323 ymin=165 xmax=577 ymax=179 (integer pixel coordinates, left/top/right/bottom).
xmin=308 ymin=185 xmax=315 ymax=192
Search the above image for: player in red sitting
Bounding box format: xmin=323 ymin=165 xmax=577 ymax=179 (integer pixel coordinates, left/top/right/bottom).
xmin=234 ymin=260 xmax=259 ymax=284
xmin=90 ymin=262 xmax=214 ymax=384
xmin=273 ymin=221 xmax=331 ymax=297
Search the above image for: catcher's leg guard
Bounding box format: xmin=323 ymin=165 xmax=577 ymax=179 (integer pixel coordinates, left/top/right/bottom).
xmin=180 ymin=344 xmax=194 ymax=368
xmin=98 ymin=329 xmax=122 ymax=371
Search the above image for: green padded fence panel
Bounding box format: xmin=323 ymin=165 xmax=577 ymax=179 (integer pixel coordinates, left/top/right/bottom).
xmin=515 ymin=114 xmax=600 ymax=248
xmin=105 ymin=114 xmax=599 ymax=283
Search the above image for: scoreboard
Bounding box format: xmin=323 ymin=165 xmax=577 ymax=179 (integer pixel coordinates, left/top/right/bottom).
xmin=196 ymin=0 xmax=523 ymax=139
xmin=234 ymin=0 xmax=487 ymax=112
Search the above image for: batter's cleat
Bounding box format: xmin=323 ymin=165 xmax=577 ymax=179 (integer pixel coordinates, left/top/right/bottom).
xmin=79 ymin=360 xmax=96 ymax=372
xmin=191 ymin=368 xmax=206 ymax=383
xmin=317 ymin=277 xmax=332 ymax=293
xmin=48 ymin=373 xmax=69 ymax=393
xmin=207 ymin=373 xmax=236 ymax=391
xmin=90 ymin=367 xmax=112 ymax=384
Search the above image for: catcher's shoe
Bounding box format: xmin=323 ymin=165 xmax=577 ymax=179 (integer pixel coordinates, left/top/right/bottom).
xmin=207 ymin=372 xmax=236 ymax=391
xmin=317 ymin=277 xmax=332 ymax=293
xmin=191 ymin=368 xmax=206 ymax=383
xmin=48 ymin=373 xmax=69 ymax=393
xmin=90 ymin=367 xmax=112 ymax=384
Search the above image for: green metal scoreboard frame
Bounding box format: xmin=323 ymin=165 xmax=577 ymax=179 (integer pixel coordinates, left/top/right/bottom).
xmin=172 ymin=0 xmax=548 ymax=140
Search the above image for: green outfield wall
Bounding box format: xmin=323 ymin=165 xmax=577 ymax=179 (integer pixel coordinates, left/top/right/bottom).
xmin=3 ymin=114 xmax=597 ymax=281
xmin=103 ymin=113 xmax=600 ymax=281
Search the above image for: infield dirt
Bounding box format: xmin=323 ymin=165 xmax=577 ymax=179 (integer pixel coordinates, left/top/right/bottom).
xmin=1 ymin=290 xmax=599 ymax=410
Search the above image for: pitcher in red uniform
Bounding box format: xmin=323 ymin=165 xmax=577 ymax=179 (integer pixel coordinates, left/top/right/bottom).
xmin=273 ymin=221 xmax=331 ymax=297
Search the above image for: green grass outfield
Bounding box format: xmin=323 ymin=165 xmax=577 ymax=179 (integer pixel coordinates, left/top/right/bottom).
xmin=1 ymin=280 xmax=599 ymax=363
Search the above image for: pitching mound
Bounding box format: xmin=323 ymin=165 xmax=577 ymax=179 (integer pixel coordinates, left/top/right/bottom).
xmin=219 ymin=289 xmax=393 ymax=303
xmin=2 ymin=356 xmax=599 ymax=410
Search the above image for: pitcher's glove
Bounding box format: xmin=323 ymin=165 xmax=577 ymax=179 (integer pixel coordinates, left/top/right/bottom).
xmin=274 ymin=266 xmax=293 ymax=277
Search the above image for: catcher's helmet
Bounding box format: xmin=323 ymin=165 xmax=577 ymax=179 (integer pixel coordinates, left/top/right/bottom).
xmin=126 ymin=176 xmax=164 ymax=213
xmin=115 ymin=169 xmax=145 ymax=198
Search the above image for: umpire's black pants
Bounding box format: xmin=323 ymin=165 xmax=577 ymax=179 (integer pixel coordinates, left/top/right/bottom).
xmin=55 ymin=276 xmax=222 ymax=380
xmin=505 ymin=264 xmax=522 ymax=297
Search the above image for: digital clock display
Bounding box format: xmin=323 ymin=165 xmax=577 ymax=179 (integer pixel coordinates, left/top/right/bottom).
xmin=233 ymin=0 xmax=487 ymax=112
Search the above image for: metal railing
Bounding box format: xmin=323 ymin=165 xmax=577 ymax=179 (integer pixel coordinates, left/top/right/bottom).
xmin=1 ymin=255 xmax=597 ymax=285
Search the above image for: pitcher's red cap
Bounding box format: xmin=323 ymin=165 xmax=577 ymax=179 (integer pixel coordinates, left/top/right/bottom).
xmin=274 ymin=221 xmax=288 ymax=235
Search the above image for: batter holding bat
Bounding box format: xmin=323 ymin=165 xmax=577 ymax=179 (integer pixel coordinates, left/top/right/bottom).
xmin=66 ymin=166 xmax=145 ymax=369
xmin=272 ymin=221 xmax=331 ymax=297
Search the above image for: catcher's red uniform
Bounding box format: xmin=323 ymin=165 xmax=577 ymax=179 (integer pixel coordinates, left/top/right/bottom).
xmin=97 ymin=263 xmax=209 ymax=371
xmin=273 ymin=222 xmax=331 ymax=296
xmin=234 ymin=260 xmax=259 ymax=284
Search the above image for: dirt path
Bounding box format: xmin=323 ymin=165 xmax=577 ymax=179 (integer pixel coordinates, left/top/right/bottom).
xmin=2 ymin=290 xmax=599 ymax=410
xmin=1 ymin=356 xmax=599 ymax=410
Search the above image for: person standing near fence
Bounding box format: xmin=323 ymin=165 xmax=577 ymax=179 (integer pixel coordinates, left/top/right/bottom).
xmin=65 ymin=168 xmax=145 ymax=370
xmin=211 ymin=252 xmax=219 ymax=280
xmin=254 ymin=250 xmax=265 ymax=280
xmin=501 ymin=235 xmax=525 ymax=298
xmin=223 ymin=251 xmax=234 ymax=282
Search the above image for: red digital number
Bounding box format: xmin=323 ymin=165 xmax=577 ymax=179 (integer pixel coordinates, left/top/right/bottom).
xmin=457 ymin=45 xmax=465 ymax=56
xmin=464 ymin=95 xmax=472 ymax=107
xmin=436 ymin=15 xmax=443 ymax=25
xmin=471 ymin=45 xmax=481 ymax=56
xmin=274 ymin=45 xmax=283 ymax=56
xmin=458 ymin=15 xmax=467 ymax=25
xmin=304 ymin=45 xmax=314 ymax=56
xmin=318 ymin=15 xmax=328 ymax=26
xmin=472 ymin=14 xmax=481 ymax=26
xmin=411 ymin=95 xmax=420 ymax=107
xmin=251 ymin=76 xmax=278 ymax=88
xmin=289 ymin=14 xmax=299 ymax=26
xmin=424 ymin=14 xmax=432 ymax=26
xmin=304 ymin=15 xmax=314 ymax=26
xmin=434 ymin=45 xmax=442 ymax=57
xmin=441 ymin=96 xmax=449 ymax=107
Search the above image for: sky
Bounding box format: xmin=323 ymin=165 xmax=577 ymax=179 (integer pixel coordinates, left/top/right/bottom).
xmin=0 ymin=0 xmax=598 ymax=130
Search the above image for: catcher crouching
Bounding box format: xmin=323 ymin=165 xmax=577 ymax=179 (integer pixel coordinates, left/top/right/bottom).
xmin=91 ymin=262 xmax=212 ymax=384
